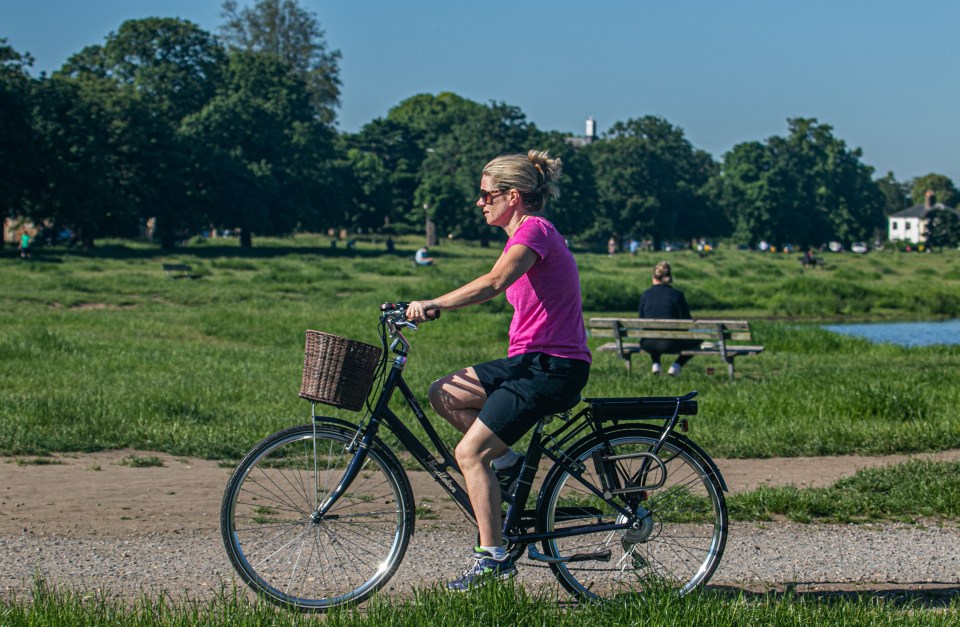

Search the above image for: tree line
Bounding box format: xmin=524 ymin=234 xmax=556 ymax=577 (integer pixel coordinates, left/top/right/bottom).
xmin=2 ymin=0 xmax=959 ymax=251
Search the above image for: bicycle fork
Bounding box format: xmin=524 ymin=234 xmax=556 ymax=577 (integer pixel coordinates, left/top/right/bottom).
xmin=313 ymin=420 xmax=375 ymax=519
xmin=314 ymin=360 xmax=404 ymax=520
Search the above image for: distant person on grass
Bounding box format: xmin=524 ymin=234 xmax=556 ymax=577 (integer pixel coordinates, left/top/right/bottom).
xmin=19 ymin=231 xmax=31 ymax=260
xmin=638 ymin=261 xmax=698 ymax=376
xmin=405 ymin=150 xmax=590 ymax=591
xmin=414 ymin=246 xmax=434 ymax=266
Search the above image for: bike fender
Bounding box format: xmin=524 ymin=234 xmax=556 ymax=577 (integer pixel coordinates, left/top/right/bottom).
xmin=311 ymin=415 xmax=364 ymax=431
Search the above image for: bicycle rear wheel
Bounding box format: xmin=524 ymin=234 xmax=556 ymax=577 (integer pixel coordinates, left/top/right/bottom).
xmin=536 ymin=425 xmax=726 ymax=600
xmin=221 ymin=422 xmax=414 ymax=611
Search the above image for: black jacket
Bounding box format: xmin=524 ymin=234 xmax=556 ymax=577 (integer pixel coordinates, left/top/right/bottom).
xmin=638 ymin=284 xmax=691 ymax=319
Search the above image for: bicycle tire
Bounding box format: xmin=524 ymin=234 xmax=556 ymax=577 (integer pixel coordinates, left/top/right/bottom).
xmin=221 ymin=422 xmax=414 ymax=611
xmin=536 ymin=424 xmax=727 ymax=600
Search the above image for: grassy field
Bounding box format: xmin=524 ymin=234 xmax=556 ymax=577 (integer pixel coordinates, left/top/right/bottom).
xmin=3 ymin=234 xmax=960 ymax=524
xmin=2 ymin=577 xmax=957 ymax=626
xmin=2 ymin=235 xmax=958 ymax=460
xmin=2 ymin=236 xmax=960 ymax=623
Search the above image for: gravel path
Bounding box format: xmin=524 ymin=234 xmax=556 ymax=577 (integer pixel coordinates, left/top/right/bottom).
xmin=2 ymin=450 xmax=959 ymax=604
xmin=3 ymin=522 xmax=959 ymax=603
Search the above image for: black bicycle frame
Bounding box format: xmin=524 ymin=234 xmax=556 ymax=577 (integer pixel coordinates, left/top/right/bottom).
xmin=317 ymin=319 xmax=662 ymax=546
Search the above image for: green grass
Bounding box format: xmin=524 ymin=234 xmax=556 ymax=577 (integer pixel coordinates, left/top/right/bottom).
xmin=1 ymin=237 xmax=958 ymax=461
xmin=2 ymin=577 xmax=956 ymax=626
xmin=730 ymin=460 xmax=960 ymax=523
xmin=580 ymin=246 xmax=960 ymax=318
xmin=2 ymin=237 xmax=958 ymax=620
xmin=12 ymin=456 xmax=63 ymax=466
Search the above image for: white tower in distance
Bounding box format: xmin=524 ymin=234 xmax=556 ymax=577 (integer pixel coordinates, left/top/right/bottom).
xmin=585 ymin=117 xmax=596 ymax=143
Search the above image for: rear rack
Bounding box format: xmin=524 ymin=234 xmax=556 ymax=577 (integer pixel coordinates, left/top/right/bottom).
xmin=582 ymin=391 xmax=698 ymax=421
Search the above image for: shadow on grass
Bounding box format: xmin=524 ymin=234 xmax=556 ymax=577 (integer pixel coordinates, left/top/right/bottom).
xmin=6 ymin=242 xmax=488 ymax=262
xmin=708 ymin=583 xmax=960 ymax=609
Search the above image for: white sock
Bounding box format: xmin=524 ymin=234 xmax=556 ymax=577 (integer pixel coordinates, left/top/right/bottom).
xmin=480 ymin=545 xmax=507 ymax=560
xmin=491 ymin=450 xmax=520 ymax=470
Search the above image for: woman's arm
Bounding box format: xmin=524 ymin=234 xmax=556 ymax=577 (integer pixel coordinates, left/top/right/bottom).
xmin=406 ymin=245 xmax=539 ymax=320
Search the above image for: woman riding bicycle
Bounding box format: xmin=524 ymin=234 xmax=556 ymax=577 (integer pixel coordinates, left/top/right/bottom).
xmin=405 ymin=150 xmax=591 ymax=590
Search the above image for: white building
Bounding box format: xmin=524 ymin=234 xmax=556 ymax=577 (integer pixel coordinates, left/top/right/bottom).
xmin=888 ymin=191 xmax=951 ymax=244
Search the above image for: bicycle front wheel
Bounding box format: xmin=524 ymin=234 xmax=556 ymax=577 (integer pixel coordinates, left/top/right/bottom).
xmin=221 ymin=422 xmax=414 ymax=611
xmin=536 ymin=426 xmax=727 ymax=600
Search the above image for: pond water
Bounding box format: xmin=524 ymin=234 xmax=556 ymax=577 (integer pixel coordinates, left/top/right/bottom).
xmin=821 ymin=319 xmax=960 ymax=347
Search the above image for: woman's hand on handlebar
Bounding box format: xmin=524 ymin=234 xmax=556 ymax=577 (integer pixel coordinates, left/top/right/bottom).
xmin=405 ymin=300 xmax=440 ymax=323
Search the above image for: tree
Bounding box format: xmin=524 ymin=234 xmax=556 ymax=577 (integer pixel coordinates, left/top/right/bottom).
xmin=60 ymin=18 xmax=227 ymax=248
xmin=923 ymin=208 xmax=960 ymax=250
xmin=714 ymin=141 xmax=776 ymax=245
xmin=385 ymin=92 xmax=472 ymax=147
xmin=332 ymin=146 xmax=391 ymax=233
xmin=381 ymin=93 xmax=537 ymax=243
xmin=219 ymin=0 xmax=341 ymax=124
xmin=585 ymin=116 xmax=718 ymax=248
xmin=875 ymin=172 xmax=910 ymax=216
xmin=0 ymin=40 xmax=36 ymax=243
xmin=413 ymin=99 xmax=535 ymax=242
xmin=180 ymin=50 xmax=333 ymax=248
xmin=339 ymin=117 xmax=423 ymax=233
xmin=910 ymin=173 xmax=958 ymax=208
xmin=528 ymin=130 xmax=598 ymax=241
xmin=716 ymin=118 xmax=884 ymax=247
xmin=28 ymin=72 xmax=142 ymax=247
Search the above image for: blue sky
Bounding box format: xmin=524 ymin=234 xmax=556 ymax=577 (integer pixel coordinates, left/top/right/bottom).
xmin=3 ymin=0 xmax=958 ymax=184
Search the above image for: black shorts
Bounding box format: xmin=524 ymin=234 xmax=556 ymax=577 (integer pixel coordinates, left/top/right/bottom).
xmin=473 ymin=353 xmax=590 ymax=446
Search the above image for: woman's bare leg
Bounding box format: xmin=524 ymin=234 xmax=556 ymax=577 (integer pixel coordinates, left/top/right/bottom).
xmin=430 ymin=367 xmax=508 ymax=547
xmin=428 ymin=367 xmax=487 ymax=433
xmin=455 ymin=419 xmax=508 ymax=548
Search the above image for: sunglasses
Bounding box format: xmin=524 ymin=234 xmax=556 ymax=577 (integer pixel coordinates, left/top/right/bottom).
xmin=478 ymin=189 xmax=507 ymax=205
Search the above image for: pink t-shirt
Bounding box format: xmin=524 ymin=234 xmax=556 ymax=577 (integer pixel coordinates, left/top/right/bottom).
xmin=504 ymin=217 xmax=591 ymax=363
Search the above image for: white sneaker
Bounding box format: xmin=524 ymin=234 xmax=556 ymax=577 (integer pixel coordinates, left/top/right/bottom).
xmin=651 ymin=363 xmax=661 ymax=375
xmin=667 ymin=363 xmax=681 ymax=377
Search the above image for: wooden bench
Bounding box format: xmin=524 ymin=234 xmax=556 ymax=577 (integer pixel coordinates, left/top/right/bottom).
xmin=589 ymin=318 xmax=764 ymax=380
xmin=162 ymin=263 xmax=195 ymax=279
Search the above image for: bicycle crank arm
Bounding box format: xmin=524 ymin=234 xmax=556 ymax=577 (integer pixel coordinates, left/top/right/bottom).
xmin=527 ymin=546 xmax=612 ymax=564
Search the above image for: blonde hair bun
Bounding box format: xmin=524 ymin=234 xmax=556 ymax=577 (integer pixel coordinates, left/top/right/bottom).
xmin=483 ymin=150 xmax=563 ymax=212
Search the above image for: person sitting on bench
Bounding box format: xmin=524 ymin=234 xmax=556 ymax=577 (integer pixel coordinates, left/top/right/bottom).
xmin=638 ymin=261 xmax=699 ymax=376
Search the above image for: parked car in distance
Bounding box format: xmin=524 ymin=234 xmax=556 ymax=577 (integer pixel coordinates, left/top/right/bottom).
xmin=851 ymin=242 xmax=868 ymax=254
xmin=828 ymin=241 xmax=843 ymax=252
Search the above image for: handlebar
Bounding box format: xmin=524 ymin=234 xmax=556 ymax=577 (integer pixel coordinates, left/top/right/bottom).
xmin=379 ymin=301 xmax=440 ymax=328
xmin=378 ymin=302 xmax=439 ymax=357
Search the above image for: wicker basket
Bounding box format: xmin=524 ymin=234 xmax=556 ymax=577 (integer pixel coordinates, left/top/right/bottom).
xmin=299 ymin=331 xmax=383 ymax=411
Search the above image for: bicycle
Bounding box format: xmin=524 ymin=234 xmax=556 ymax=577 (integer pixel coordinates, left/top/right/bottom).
xmin=220 ymin=302 xmax=728 ymax=611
